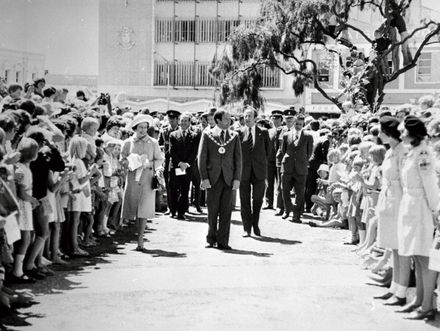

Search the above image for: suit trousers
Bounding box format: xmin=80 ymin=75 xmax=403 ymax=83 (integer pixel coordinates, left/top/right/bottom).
xmin=169 ymin=170 xmax=192 ymax=216
xmin=265 ymin=162 xmax=276 ymax=207
xmin=164 ymin=157 xmax=175 ymax=214
xmin=191 ymin=165 xmax=201 ymax=209
xmin=206 ymin=173 xmax=233 ymax=246
xmin=240 ymin=169 xmax=266 ymax=233
xmin=305 ymin=167 xmax=319 ymax=211
xmin=276 ymin=167 xmax=284 ymax=211
xmin=282 ymin=172 xmax=307 ymax=218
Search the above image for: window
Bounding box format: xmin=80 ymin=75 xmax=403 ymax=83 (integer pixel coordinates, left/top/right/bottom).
xmin=154 ymin=61 xmax=280 ymax=88
xmin=4 ymin=70 xmax=10 ymax=84
xmin=155 ymin=18 xmax=174 ymax=43
xmin=416 ymin=52 xmax=432 ymax=82
xmin=16 ymin=71 xmax=21 ymax=83
xmin=175 ymin=20 xmax=195 ymax=43
xmin=156 ymin=18 xmax=255 ymax=43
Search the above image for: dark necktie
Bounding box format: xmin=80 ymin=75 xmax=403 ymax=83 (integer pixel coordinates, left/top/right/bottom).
xmin=220 ymin=130 xmax=225 ymax=144
xmin=183 ymin=130 xmax=187 ymax=143
xmin=248 ymin=129 xmax=253 ymax=151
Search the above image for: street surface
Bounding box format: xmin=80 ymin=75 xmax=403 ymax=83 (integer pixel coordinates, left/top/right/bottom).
xmin=1 ymin=207 xmax=439 ymax=331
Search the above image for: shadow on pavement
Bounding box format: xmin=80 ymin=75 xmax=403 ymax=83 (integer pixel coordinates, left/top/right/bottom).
xmin=222 ymin=249 xmax=272 ymax=258
xmin=178 ymin=214 xmax=242 ymax=227
xmin=251 ymin=236 xmax=302 ymax=245
xmin=132 ymin=248 xmax=186 ymax=258
xmin=0 ymin=224 xmax=145 ymax=329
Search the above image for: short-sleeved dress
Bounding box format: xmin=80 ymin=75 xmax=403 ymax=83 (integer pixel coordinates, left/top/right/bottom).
xmin=398 ymin=141 xmax=440 ymax=257
xmin=68 ymin=158 xmax=92 ymax=213
xmin=121 ymin=135 xmax=164 ymax=220
xmin=376 ymin=143 xmax=406 ymax=249
xmin=16 ymin=163 xmax=33 ymax=231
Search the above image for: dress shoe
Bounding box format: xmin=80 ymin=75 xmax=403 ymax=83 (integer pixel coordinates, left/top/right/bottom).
xmin=196 ymin=207 xmax=203 ymax=213
xmin=281 ymin=213 xmax=291 ymax=219
xmin=242 ymin=232 xmax=251 ymax=238
xmin=290 ymin=217 xmax=302 ymax=224
xmin=205 ymin=243 xmax=215 ymax=248
xmin=374 ymin=292 xmax=394 ymax=300
xmin=308 ymin=221 xmax=317 ymax=227
xmin=274 ymin=210 xmax=284 ymax=216
xmin=384 ymin=296 xmax=406 ymax=306
xmin=177 ymin=215 xmax=186 ymax=220
xmin=343 ymin=239 xmax=360 ymax=245
xmin=404 ymin=308 xmax=437 ymax=321
xmin=253 ymin=228 xmax=261 ymax=236
xmin=217 ymin=244 xmax=232 ymax=250
xmin=262 ymin=205 xmax=273 ymax=210
xmin=396 ymin=304 xmax=420 ymax=313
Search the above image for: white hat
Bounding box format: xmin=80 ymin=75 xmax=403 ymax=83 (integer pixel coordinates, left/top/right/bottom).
xmin=317 ymin=164 xmax=329 ymax=174
xmin=104 ymin=138 xmax=123 ymax=148
xmin=129 ymin=114 xmax=153 ymax=130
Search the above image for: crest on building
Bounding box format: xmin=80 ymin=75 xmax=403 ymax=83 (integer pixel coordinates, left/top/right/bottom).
xmin=118 ymin=26 xmax=135 ymax=50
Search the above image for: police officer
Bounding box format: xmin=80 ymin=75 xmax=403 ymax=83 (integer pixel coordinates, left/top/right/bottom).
xmin=159 ymin=109 xmax=181 ymax=215
xmin=275 ymin=108 xmax=296 ymax=216
xmin=264 ymin=110 xmax=284 ymax=210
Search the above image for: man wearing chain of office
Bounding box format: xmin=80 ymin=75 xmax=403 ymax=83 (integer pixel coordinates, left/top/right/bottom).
xmin=198 ymin=109 xmax=242 ymax=250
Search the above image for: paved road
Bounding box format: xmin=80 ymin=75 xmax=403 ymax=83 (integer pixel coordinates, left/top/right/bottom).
xmin=1 ymin=207 xmax=439 ymax=330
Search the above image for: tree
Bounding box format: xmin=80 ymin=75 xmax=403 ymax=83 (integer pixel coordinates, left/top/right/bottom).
xmin=210 ymin=0 xmax=440 ymax=112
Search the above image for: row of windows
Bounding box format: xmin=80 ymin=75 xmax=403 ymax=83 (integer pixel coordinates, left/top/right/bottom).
xmin=3 ymin=70 xmax=34 ymax=84
xmin=155 ymin=18 xmax=255 ymax=43
xmin=153 ymin=61 xmax=280 ymax=88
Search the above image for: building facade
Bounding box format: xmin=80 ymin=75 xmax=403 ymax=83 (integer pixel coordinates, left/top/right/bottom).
xmin=98 ymin=0 xmax=440 ymax=113
xmin=0 ymin=48 xmax=45 ymax=86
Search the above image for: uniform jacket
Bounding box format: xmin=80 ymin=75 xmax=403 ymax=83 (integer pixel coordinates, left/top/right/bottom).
xmin=158 ymin=125 xmax=179 ymax=160
xmin=238 ymin=125 xmax=270 ymax=181
xmin=198 ymin=126 xmax=242 ymax=187
xmin=268 ymin=126 xmax=283 ymax=165
xmin=277 ymin=130 xmax=313 ymax=175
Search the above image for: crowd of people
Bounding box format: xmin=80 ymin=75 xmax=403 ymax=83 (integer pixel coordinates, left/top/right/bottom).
xmin=0 ymin=77 xmax=439 ymax=321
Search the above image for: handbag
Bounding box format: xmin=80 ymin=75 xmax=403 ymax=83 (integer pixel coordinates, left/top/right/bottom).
xmin=151 ymin=173 xmax=160 ymax=190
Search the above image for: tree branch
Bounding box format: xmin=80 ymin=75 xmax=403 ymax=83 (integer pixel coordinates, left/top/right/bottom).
xmin=386 ymin=23 xmax=440 ymax=82
xmin=342 ymin=23 xmax=373 ymax=43
xmin=381 ymin=21 xmax=438 ymax=59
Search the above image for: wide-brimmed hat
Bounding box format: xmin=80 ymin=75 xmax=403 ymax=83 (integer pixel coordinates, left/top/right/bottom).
xmin=129 ymin=114 xmax=154 ymax=130
xmin=317 ymin=164 xmax=330 ymax=174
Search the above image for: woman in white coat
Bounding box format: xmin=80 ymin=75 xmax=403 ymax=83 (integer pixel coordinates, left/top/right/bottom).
xmin=121 ymin=115 xmax=164 ymax=251
xmin=397 ymin=115 xmax=439 ymax=320
xmin=374 ymin=116 xmax=411 ymax=307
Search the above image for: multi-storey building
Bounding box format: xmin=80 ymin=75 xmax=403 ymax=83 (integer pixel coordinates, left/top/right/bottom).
xmin=98 ymin=0 xmax=440 ymax=113
xmin=0 ymin=48 xmax=45 ymax=86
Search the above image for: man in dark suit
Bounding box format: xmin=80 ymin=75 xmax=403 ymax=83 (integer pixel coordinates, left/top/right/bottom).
xmin=198 ymin=109 xmax=242 ymax=250
xmin=158 ymin=109 xmax=180 ymax=215
xmin=169 ymin=112 xmax=199 ymax=220
xmin=278 ymin=115 xmax=313 ymax=223
xmin=305 ymin=130 xmax=331 ymax=212
xmin=275 ymin=108 xmax=296 ymax=217
xmin=264 ymin=110 xmax=284 ymax=210
xmin=238 ymin=107 xmax=270 ymax=237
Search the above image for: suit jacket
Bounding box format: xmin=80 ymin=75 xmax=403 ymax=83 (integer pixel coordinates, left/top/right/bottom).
xmin=268 ymin=126 xmax=283 ymax=165
xmin=238 ymin=126 xmax=270 ymax=181
xmin=278 ymin=130 xmax=313 ymax=175
xmin=198 ymin=127 xmax=242 ymax=187
xmin=169 ymin=129 xmax=199 ymax=173
xmin=309 ymin=137 xmax=330 ymax=170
